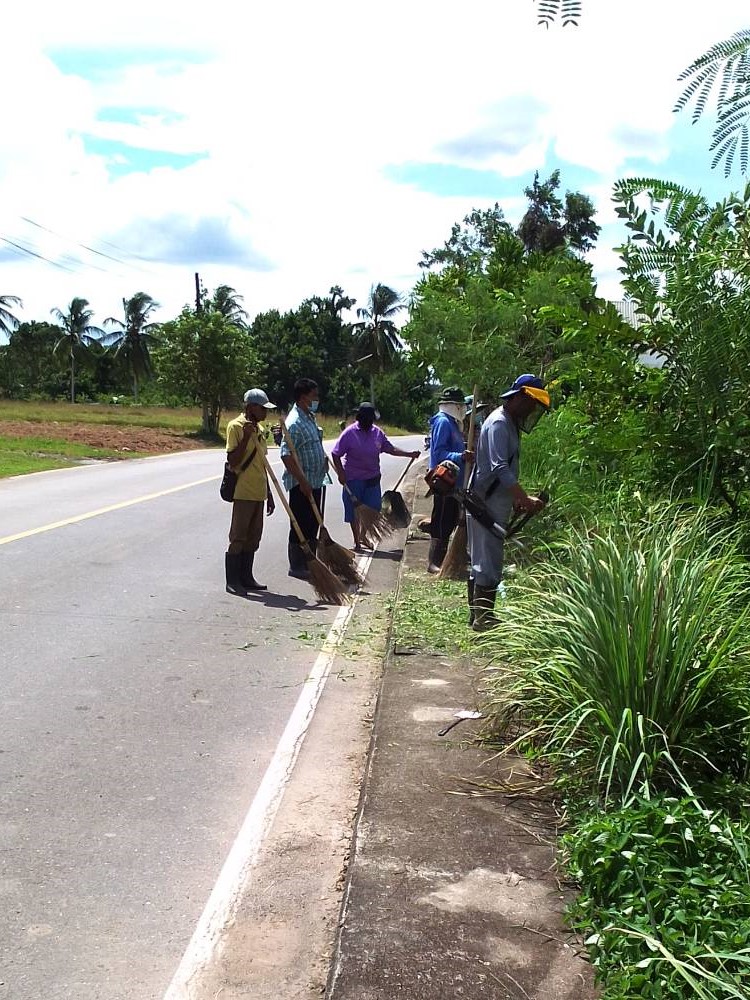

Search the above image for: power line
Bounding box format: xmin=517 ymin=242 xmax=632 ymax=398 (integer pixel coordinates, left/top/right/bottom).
xmin=0 ymin=235 xmax=76 ymax=273
xmin=20 ymin=216 xmax=135 ymax=270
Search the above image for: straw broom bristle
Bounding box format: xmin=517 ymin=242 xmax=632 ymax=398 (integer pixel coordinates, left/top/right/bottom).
xmin=382 ymin=490 xmax=411 ymax=531
xmin=438 ymin=523 xmax=469 ymax=581
xmin=318 ymin=527 xmax=364 ymax=587
xmin=305 ymin=548 xmax=351 ymax=605
xmin=355 ymin=504 xmax=391 ymax=547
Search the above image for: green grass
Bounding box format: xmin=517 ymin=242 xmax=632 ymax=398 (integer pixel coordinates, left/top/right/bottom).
xmin=391 ymin=568 xmax=472 ymax=655
xmin=0 ymin=399 xmax=205 ymax=432
xmin=0 ymin=400 xmax=414 ymax=440
xmin=0 ymin=433 xmax=148 ymax=479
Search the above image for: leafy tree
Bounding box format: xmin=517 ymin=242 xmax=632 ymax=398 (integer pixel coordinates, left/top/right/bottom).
xmin=352 ymin=284 xmax=405 ymax=403
xmin=419 ymin=205 xmax=514 ymax=274
xmin=610 ymin=177 xmax=750 ymax=511
xmin=208 ymin=285 xmax=249 ymax=327
xmin=154 ymin=308 xmax=258 ymax=435
xmin=0 ymin=295 xmax=22 ymax=338
xmin=6 ymin=322 xmax=65 ymax=396
xmin=103 ymin=292 xmax=160 ymax=401
xmin=517 ymin=170 xmax=600 ymax=254
xmin=50 ymin=298 xmax=104 ymax=403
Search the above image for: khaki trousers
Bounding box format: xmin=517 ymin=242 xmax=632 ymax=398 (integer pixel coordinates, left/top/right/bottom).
xmin=228 ymin=500 xmax=264 ymax=555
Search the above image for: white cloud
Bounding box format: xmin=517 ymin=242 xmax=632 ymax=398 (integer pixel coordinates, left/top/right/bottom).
xmin=1 ymin=0 xmax=748 ymax=329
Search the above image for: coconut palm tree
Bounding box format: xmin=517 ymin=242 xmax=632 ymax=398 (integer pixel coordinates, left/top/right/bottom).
xmin=0 ymin=295 xmax=22 ymax=337
xmin=50 ymin=298 xmax=105 ymax=403
xmin=210 ymin=285 xmax=248 ymax=328
xmin=352 ymin=284 xmax=405 ymax=404
xmin=103 ymin=292 xmax=160 ymax=401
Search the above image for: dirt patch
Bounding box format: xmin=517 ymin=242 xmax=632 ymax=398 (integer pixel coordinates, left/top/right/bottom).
xmin=0 ymin=420 xmax=210 ymax=455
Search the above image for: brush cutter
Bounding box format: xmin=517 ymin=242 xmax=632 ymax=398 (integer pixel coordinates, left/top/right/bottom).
xmin=382 ymin=456 xmax=417 ymax=531
xmin=461 ymin=488 xmax=549 ymax=542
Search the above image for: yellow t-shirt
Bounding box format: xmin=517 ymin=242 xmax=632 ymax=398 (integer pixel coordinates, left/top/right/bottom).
xmin=225 ymin=414 xmax=268 ymax=501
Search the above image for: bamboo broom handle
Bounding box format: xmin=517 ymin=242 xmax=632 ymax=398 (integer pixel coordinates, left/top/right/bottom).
xmin=390 ymin=455 xmax=417 ymax=494
xmin=462 ymin=383 xmax=479 ymax=489
xmin=264 ymin=457 xmax=310 ymax=547
xmin=280 ymin=423 xmax=326 ymax=528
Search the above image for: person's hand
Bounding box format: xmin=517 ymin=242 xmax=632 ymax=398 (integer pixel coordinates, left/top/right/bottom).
xmin=337 ymin=471 xmax=347 ymax=487
xmin=266 ymin=494 xmax=275 ymax=516
xmin=410 ymin=450 xmax=421 ymax=459
xmin=462 ymin=449 xmax=475 ymax=464
xmin=242 ymin=421 xmax=255 ymax=438
xmin=516 ymin=494 xmax=545 ymax=514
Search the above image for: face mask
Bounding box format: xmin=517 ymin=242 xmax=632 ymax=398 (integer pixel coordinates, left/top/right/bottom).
xmin=520 ymin=405 xmax=544 ymax=434
xmin=310 ymin=399 xmax=319 ymax=414
xmin=439 ymin=402 xmax=465 ymax=423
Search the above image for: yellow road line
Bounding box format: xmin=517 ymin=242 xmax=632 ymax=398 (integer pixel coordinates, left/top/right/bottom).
xmin=0 ymin=475 xmax=221 ymax=547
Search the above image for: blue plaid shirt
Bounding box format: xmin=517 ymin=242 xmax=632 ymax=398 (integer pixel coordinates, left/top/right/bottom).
xmin=280 ymin=404 xmax=329 ymax=491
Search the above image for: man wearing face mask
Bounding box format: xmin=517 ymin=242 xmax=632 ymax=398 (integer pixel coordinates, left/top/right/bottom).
xmin=427 ymin=386 xmax=472 ymax=573
xmin=467 ymin=374 xmax=550 ymax=631
xmin=331 ymin=402 xmax=421 ymax=551
xmin=281 ymin=377 xmax=329 ymax=579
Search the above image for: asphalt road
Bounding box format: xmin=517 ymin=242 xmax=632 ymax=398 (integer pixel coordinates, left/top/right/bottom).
xmin=0 ymin=437 xmax=421 ymax=1000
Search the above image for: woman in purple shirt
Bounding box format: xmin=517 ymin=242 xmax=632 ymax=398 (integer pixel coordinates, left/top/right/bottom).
xmin=331 ymin=402 xmax=420 ymax=551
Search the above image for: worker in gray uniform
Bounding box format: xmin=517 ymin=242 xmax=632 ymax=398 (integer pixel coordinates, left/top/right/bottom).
xmin=467 ymin=374 xmax=550 ymax=631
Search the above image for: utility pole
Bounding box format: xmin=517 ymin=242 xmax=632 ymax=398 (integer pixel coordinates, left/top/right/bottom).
xmin=194 ymin=272 xmax=202 ymax=313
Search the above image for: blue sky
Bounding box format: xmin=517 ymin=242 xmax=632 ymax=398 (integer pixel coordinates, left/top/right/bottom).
xmin=1 ymin=0 xmax=748 ymax=326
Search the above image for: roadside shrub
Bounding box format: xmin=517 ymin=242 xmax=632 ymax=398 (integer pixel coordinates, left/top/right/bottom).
xmin=480 ymin=503 xmax=750 ymax=801
xmin=566 ymin=795 xmax=750 ymax=999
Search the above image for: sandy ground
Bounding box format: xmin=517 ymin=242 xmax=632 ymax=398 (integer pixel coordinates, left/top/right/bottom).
xmin=0 ymin=419 xmax=209 ymax=455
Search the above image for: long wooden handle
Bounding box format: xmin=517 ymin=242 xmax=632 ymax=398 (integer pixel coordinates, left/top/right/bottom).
xmin=264 ymin=457 xmax=309 ymax=546
xmin=389 ymin=455 xmax=416 ymax=494
xmin=463 ymin=383 xmax=479 ymax=488
xmin=280 ymin=423 xmax=325 ymax=527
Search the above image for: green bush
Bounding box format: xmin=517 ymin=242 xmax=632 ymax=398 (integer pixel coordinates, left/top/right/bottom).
xmin=566 ymin=795 xmax=750 ymax=999
xmin=480 ymin=503 xmax=750 ymax=801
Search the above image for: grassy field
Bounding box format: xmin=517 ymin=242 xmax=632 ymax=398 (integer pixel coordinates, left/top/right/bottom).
xmin=0 ymin=401 xmax=416 ymax=479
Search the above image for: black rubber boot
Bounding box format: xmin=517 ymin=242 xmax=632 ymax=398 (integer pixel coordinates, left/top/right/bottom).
xmin=467 ymin=578 xmax=476 ymax=627
xmin=427 ymin=538 xmax=448 ymax=574
xmin=472 ymin=585 xmax=498 ymax=632
xmin=241 ymin=552 xmax=267 ymax=591
xmin=288 ymin=541 xmax=310 ymax=580
xmin=225 ymin=553 xmax=247 ymax=596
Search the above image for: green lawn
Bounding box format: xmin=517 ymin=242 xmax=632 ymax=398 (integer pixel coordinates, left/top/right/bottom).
xmin=0 ymin=400 xmax=206 ymax=432
xmin=0 ymin=434 xmax=148 ymax=479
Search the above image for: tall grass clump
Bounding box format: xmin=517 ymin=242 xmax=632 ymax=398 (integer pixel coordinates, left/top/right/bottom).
xmin=481 ymin=502 xmax=750 ymax=802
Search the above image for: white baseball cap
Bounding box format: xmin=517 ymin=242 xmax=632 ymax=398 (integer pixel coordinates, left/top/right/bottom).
xmin=243 ymin=388 xmax=276 ymax=409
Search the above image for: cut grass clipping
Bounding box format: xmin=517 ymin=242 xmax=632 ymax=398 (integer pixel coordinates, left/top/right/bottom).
xmin=392 ymin=570 xmax=473 ymax=655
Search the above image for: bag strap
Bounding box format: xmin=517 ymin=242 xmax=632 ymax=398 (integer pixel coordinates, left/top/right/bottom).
xmin=238 ymin=445 xmax=258 ymax=473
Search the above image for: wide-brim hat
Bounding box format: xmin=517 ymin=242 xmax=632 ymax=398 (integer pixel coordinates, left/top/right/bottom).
xmin=437 ymin=386 xmax=466 ymax=404
xmin=244 ymin=388 xmax=276 ymax=409
xmin=500 ymin=374 xmax=551 ymax=409
xmin=356 ymin=401 xmax=381 ymax=420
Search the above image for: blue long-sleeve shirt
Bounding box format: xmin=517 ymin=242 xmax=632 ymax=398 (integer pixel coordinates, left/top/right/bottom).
xmin=429 ymin=411 xmax=465 ymax=478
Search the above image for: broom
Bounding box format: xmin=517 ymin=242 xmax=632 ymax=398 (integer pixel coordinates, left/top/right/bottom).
xmin=280 ymin=425 xmax=363 ymax=588
xmin=264 ymin=458 xmax=350 ymax=605
xmin=327 ymin=456 xmax=391 ymax=548
xmin=438 ymin=385 xmax=478 ymax=581
xmin=381 ymin=456 xmax=417 ymax=532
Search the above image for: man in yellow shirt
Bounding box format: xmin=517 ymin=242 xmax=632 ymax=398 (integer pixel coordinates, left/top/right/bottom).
xmin=224 ymin=388 xmax=277 ymax=595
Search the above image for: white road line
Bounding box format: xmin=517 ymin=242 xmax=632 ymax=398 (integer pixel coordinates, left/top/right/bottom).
xmin=162 ymin=552 xmax=373 ymax=999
